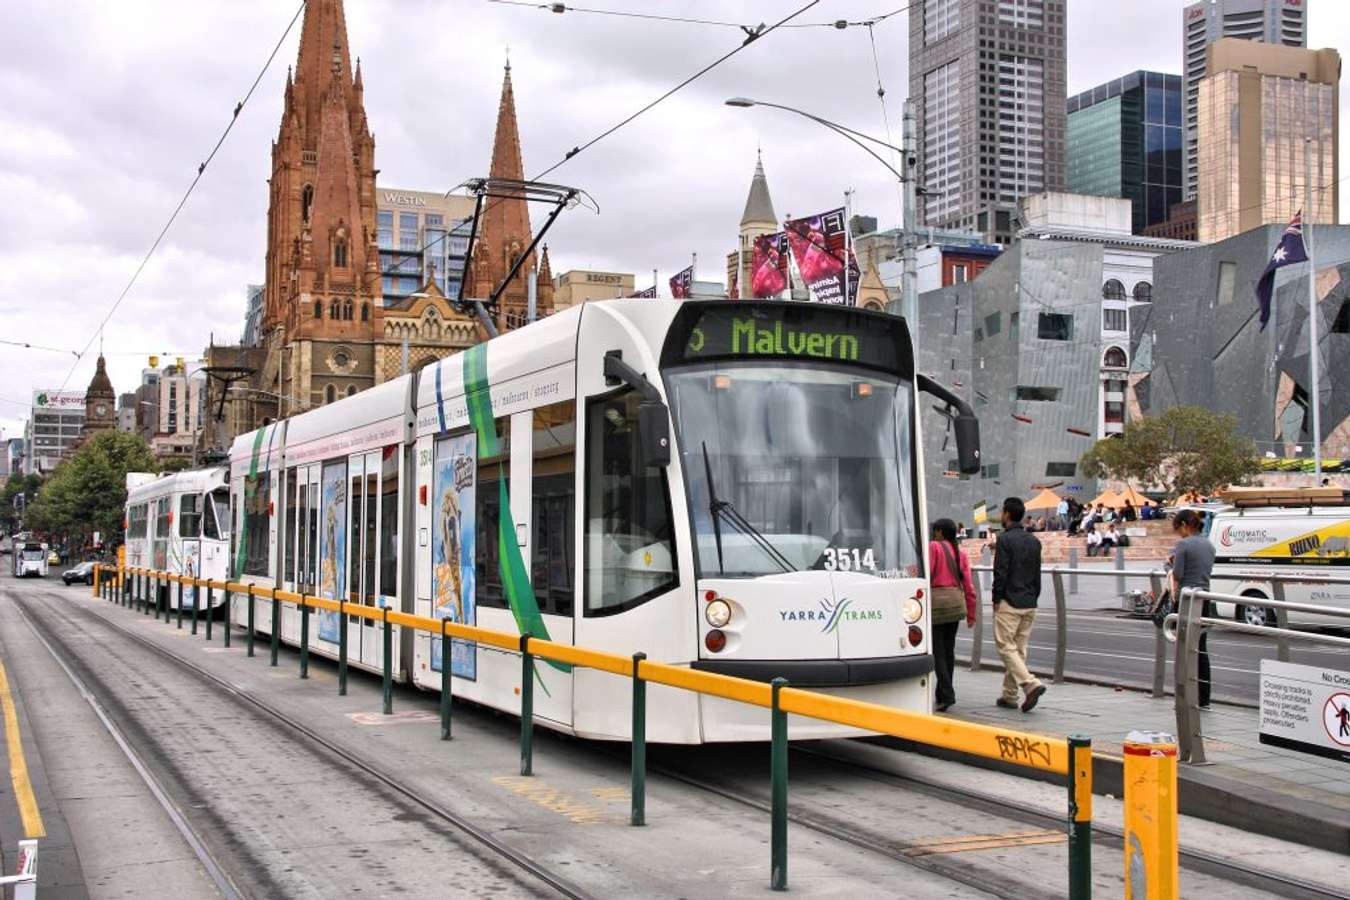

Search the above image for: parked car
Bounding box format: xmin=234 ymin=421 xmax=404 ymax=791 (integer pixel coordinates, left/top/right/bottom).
xmin=62 ymin=561 xmax=96 ymax=586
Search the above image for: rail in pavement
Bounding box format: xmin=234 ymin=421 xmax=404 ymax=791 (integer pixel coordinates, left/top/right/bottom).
xmin=95 ymin=564 xmax=1186 ymax=898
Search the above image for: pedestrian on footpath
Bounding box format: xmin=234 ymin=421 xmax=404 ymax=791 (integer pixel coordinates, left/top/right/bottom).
xmin=1170 ymin=508 xmax=1216 ymax=709
xmin=1056 ymin=497 xmax=1069 ymax=532
xmin=991 ymin=497 xmax=1047 ymax=712
xmin=928 ymin=518 xmax=978 ymax=713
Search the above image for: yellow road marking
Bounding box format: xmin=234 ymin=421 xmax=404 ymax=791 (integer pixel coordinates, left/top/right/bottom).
xmin=0 ymin=660 xmax=46 ymax=838
xmin=491 ymin=775 xmax=609 ymax=824
xmin=904 ymin=829 xmax=1065 ymax=856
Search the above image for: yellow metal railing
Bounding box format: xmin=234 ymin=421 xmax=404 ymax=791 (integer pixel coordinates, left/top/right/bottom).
xmin=94 ymin=564 xmax=1103 ymax=896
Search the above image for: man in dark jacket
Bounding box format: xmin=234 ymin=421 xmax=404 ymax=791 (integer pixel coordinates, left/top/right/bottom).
xmin=991 ymin=497 xmax=1047 ymax=712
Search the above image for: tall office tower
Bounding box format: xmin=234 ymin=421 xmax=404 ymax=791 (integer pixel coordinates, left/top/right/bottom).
xmin=1067 ymin=71 xmax=1184 ymax=234
xmin=1182 ymin=0 xmax=1306 ymax=200
xmin=909 ymin=0 xmax=1067 ymax=245
xmin=1196 ymin=39 xmax=1339 ymax=243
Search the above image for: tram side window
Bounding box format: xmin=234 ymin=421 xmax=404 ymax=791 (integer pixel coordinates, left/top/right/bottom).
xmin=203 ymin=489 xmax=229 ymax=540
xmin=283 ymin=473 xmax=297 ymax=581
xmin=153 ymin=498 xmax=171 ymax=570
xmin=584 ymin=390 xmax=677 ymax=616
xmin=476 ymin=417 xmax=511 ymax=611
xmin=242 ymin=471 xmax=271 ymax=577
xmin=179 ymin=494 xmax=201 ymax=537
xmin=127 ymin=504 xmax=148 ymax=539
xmin=379 ymin=446 xmax=399 ymax=599
xmin=532 ymin=401 xmax=576 ymax=617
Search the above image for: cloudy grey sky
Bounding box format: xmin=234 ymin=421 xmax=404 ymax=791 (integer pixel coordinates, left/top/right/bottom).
xmin=1 ymin=0 xmax=1347 ymax=441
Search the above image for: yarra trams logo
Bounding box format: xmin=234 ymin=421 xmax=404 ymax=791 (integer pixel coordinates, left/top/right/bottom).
xmin=778 ymin=598 xmax=883 ymax=633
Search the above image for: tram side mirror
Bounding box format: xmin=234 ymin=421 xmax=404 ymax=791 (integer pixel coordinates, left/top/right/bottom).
xmin=954 ymin=413 xmax=981 ymax=475
xmin=638 ymin=400 xmax=671 ymax=468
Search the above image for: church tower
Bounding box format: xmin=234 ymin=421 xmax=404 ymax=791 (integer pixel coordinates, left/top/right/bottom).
xmin=470 ymin=61 xmax=555 ymax=330
xmin=261 ymin=0 xmax=381 ymax=414
xmin=82 ymin=354 xmax=117 ymax=438
xmin=727 ymin=151 xmax=778 ymax=296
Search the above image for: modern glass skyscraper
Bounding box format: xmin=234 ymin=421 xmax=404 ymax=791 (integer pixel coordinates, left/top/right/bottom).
xmin=909 ymin=0 xmax=1067 ymax=245
xmin=1182 ymin=0 xmax=1306 ymax=201
xmin=1067 ymin=71 xmax=1184 ymax=234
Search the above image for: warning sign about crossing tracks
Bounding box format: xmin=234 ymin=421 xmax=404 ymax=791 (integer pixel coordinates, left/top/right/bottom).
xmin=1259 ymin=659 xmax=1350 ymax=763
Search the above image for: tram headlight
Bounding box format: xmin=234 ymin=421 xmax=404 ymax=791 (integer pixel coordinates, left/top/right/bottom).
xmin=705 ymin=598 xmax=732 ymax=628
xmin=902 ymin=597 xmax=924 ymax=624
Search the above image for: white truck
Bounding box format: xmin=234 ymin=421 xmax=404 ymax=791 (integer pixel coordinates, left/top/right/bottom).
xmin=13 ymin=541 xmax=50 ymax=578
xmin=1204 ymin=487 xmax=1350 ymax=628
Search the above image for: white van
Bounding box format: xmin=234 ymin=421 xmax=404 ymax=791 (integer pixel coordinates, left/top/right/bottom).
xmin=1204 ymin=488 xmax=1350 ymax=628
xmin=14 ymin=541 xmax=50 ymax=578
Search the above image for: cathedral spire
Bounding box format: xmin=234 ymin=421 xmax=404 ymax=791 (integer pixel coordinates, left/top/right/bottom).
xmin=740 ymin=150 xmax=777 ymax=230
xmin=293 ymin=0 xmax=354 ymax=138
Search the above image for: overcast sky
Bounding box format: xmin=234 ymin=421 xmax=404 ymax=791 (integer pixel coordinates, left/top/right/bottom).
xmin=2 ymin=0 xmax=1347 ymax=441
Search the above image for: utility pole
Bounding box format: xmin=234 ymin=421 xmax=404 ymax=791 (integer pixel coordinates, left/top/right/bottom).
xmin=1304 ymin=137 xmax=1323 ymax=479
xmin=901 ymin=98 xmax=919 ymax=334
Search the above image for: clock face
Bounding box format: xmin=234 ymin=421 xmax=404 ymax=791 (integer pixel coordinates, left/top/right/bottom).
xmin=95 ymin=404 xmax=108 ymax=416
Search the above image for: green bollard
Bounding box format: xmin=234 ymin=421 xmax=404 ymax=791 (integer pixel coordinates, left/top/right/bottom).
xmin=299 ymin=595 xmax=310 ymax=679
xmin=1067 ymin=734 xmax=1093 ymax=900
xmin=246 ymin=586 xmax=256 ymax=657
xmin=439 ymin=619 xmax=452 ymax=740
xmin=338 ymin=600 xmax=348 ymax=696
xmin=205 ymin=585 xmax=213 ymax=641
xmin=770 ymin=677 xmax=789 ymax=892
xmin=520 ymin=634 xmax=534 ymax=776
xmin=631 ymin=652 xmax=647 ymax=827
xmin=153 ymin=576 xmax=161 ymax=620
xmin=381 ymin=607 xmax=393 ymax=714
xmin=176 ymin=578 xmax=184 ymax=629
xmin=190 ymin=581 xmax=199 ymax=635
xmin=270 ymin=592 xmax=280 ymax=667
xmin=222 ymin=587 xmax=231 ymax=648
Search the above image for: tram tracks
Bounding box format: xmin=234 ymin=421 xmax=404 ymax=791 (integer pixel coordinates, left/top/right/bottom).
xmin=14 ymin=589 xmax=595 ymax=900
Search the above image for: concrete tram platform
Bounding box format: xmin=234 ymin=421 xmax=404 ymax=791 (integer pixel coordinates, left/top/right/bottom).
xmin=923 ymin=667 xmax=1350 ymax=855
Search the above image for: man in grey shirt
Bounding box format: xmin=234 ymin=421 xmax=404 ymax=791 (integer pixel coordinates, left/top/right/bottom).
xmin=1170 ymin=509 xmax=1216 ymax=707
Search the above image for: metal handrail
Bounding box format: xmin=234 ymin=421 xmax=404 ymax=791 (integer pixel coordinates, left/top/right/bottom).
xmin=1172 ymin=587 xmax=1350 ymax=764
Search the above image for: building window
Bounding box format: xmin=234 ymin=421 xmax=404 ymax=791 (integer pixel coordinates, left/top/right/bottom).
xmin=329 ymin=300 xmax=340 ymax=319
xmin=325 ymin=384 xmax=337 ymax=404
xmin=1014 ymin=386 xmax=1061 ymax=401
xmin=334 ymin=239 xmax=348 ymax=268
xmin=980 ymin=463 xmax=1000 ymax=479
xmin=1104 ymin=400 xmax=1125 ymax=424
xmin=343 ymin=300 xmax=353 ymax=321
xmin=361 ymin=302 xmax=369 ymax=322
xmin=1045 ymin=462 xmax=1077 ymax=477
xmin=1103 ymin=308 xmax=1128 ymax=333
xmin=346 ymin=385 xmax=357 ymax=398
xmin=984 ymin=311 xmax=1002 ymax=336
xmin=1333 ymin=299 xmax=1350 ymax=334
xmin=1215 ymin=261 xmax=1236 ymax=306
xmin=1037 ymin=312 xmax=1073 ymax=341
xmin=301 ymin=184 xmax=313 ymax=223
xmin=1102 ymin=279 xmax=1126 ymax=300
xmin=1103 ymin=378 xmax=1127 ymax=394
xmin=1103 ymin=346 xmax=1127 ymax=368
xmin=314 ymin=300 xmax=323 ymax=318
xmin=1133 ymin=280 xmax=1152 ymax=303
xmin=952 ymin=263 xmax=969 ymax=284
xmin=399 ymin=212 xmax=417 ymax=232
xmin=1010 ymin=312 xmax=1019 ymax=340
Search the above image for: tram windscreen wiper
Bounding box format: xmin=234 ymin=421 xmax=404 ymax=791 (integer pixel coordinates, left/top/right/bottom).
xmin=701 ymin=441 xmax=796 ymax=575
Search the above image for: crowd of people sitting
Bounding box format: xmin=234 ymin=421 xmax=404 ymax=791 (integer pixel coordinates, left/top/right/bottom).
xmin=991 ymin=495 xmax=1172 ymax=557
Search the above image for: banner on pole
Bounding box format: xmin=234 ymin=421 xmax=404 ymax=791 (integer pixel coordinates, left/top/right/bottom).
xmin=750 ymin=232 xmax=790 ymax=299
xmin=669 ymin=265 xmax=694 ymax=299
xmin=627 ymin=285 xmax=657 ymax=298
xmin=784 ymin=208 xmax=859 ymax=305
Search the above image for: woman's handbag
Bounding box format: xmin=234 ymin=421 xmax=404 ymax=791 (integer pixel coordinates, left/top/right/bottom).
xmin=1149 ymin=588 xmax=1174 ymax=628
xmin=932 ymin=543 xmax=969 ymax=626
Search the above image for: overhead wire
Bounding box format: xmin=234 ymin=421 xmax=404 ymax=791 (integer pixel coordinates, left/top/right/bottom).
xmin=51 ymin=0 xmax=306 ymax=395
xmin=486 ymin=0 xmax=915 ymax=30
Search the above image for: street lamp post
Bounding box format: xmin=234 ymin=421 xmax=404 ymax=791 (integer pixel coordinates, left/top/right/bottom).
xmin=726 ymin=96 xmax=922 ymax=327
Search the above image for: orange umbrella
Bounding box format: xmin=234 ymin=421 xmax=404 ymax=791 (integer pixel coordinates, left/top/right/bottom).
xmin=1090 ymin=488 xmax=1123 ymax=508
xmin=1024 ymin=488 xmax=1062 ymax=511
xmin=1115 ymin=484 xmax=1149 ymax=507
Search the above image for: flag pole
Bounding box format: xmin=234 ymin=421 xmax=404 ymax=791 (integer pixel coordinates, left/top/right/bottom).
xmin=1303 ymin=137 xmax=1322 ymax=480
xmin=844 ymin=189 xmax=853 ymax=306
xmin=653 ymin=268 xmax=658 ymax=298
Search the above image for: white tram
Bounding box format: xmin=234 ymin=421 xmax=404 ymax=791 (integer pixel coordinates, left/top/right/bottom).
xmin=125 ymin=468 xmax=232 ymax=610
xmin=227 ymin=300 xmax=980 ymax=742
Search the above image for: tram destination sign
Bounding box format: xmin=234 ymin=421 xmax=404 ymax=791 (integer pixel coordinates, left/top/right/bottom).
xmin=664 ymin=303 xmax=908 ymax=373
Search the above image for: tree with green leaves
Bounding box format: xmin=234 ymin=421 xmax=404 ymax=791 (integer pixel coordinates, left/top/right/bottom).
xmin=1079 ymin=406 xmax=1260 ymax=497
xmin=1 ymin=472 xmax=44 ymax=533
xmin=24 ymin=431 xmax=157 ymax=548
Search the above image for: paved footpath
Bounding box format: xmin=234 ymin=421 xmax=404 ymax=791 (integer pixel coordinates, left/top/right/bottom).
xmin=936 ymin=667 xmax=1350 ymax=854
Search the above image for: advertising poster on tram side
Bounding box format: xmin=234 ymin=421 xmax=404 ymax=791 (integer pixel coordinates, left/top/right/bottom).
xmin=317 ymin=461 xmax=348 ymax=643
xmin=784 ymin=207 xmax=860 ymax=306
xmin=180 ymin=541 xmax=200 ymax=609
xmin=432 ymin=433 xmax=477 ymax=680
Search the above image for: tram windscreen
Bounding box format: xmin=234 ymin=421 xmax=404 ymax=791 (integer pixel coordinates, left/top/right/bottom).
xmin=665 ymin=364 xmax=922 ymax=579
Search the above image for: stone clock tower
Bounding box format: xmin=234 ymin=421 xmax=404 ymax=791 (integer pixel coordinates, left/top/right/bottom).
xmin=82 ymin=354 xmax=117 ymax=438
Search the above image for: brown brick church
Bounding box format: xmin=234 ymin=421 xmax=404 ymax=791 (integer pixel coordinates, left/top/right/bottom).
xmin=216 ymin=0 xmax=554 ymax=430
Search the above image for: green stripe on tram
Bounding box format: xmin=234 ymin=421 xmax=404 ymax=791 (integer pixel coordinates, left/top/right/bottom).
xmin=232 ymin=426 xmax=268 ymax=579
xmin=463 ymin=345 xmax=569 ymax=679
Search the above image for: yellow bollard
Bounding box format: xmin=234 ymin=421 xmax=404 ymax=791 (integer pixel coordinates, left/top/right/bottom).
xmin=1123 ymin=730 xmax=1179 ymax=900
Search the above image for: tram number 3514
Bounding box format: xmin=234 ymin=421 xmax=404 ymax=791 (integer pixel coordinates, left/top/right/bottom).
xmin=822 ymin=548 xmax=877 ymax=572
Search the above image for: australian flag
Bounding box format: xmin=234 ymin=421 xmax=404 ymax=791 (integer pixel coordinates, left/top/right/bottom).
xmin=1254 ymin=210 xmax=1307 ymax=331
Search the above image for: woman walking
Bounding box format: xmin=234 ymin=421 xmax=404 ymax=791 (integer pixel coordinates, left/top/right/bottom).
xmin=929 ymin=518 xmax=978 ymax=712
xmin=1170 ymin=508 xmax=1216 ymax=708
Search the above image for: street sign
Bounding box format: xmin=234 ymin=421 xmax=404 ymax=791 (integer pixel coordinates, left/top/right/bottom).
xmin=1259 ymin=659 xmax=1350 ymax=762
